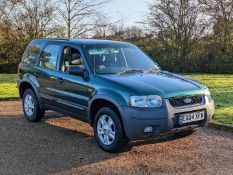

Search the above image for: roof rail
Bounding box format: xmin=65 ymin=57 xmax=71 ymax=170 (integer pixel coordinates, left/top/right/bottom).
xmin=36 ymin=38 xmax=71 ymax=41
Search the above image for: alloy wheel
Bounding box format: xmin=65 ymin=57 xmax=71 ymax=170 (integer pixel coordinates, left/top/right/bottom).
xmin=24 ymin=94 xmax=34 ymax=116
xmin=97 ymin=114 xmax=116 ymax=145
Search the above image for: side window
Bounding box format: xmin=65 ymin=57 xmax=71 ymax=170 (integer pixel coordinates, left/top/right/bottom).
xmin=21 ymin=43 xmax=43 ymax=65
xmin=39 ymin=44 xmax=61 ymax=70
xmin=60 ymin=47 xmax=84 ymax=72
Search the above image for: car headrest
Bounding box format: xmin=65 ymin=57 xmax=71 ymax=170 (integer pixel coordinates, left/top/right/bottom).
xmin=71 ymin=59 xmax=82 ymax=65
xmin=72 ymin=53 xmax=82 ymax=60
xmin=64 ymin=48 xmax=70 ymax=55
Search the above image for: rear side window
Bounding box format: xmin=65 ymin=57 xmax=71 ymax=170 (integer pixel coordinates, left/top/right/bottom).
xmin=39 ymin=44 xmax=61 ymax=70
xmin=21 ymin=43 xmax=43 ymax=65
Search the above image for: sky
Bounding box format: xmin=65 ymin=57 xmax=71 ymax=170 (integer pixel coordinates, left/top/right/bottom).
xmin=103 ymin=0 xmax=153 ymax=27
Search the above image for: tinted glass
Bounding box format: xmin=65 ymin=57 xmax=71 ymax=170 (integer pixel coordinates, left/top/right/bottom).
xmin=21 ymin=43 xmax=43 ymax=65
xmin=85 ymin=44 xmax=159 ymax=74
xmin=39 ymin=44 xmax=61 ymax=70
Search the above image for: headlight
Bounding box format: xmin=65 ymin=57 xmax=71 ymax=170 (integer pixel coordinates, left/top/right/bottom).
xmin=130 ymin=95 xmax=162 ymax=107
xmin=203 ymin=88 xmax=212 ymax=101
xmin=203 ymin=88 xmax=211 ymax=96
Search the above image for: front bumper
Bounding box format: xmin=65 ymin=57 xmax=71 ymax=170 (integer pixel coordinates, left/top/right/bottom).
xmin=121 ymin=96 xmax=215 ymax=140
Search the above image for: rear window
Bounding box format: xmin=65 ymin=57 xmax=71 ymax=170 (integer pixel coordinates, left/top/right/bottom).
xmin=39 ymin=44 xmax=61 ymax=70
xmin=21 ymin=43 xmax=43 ymax=65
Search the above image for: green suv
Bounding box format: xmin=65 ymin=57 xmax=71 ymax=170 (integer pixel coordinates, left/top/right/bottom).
xmin=18 ymin=38 xmax=215 ymax=152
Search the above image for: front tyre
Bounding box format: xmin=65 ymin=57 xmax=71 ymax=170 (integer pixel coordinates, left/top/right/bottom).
xmin=94 ymin=107 xmax=128 ymax=153
xmin=22 ymin=89 xmax=45 ymax=122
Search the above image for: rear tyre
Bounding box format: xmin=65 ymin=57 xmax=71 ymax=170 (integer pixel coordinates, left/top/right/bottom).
xmin=22 ymin=89 xmax=45 ymax=122
xmin=94 ymin=107 xmax=128 ymax=153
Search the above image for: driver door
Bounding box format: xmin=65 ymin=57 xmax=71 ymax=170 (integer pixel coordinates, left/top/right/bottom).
xmin=53 ymin=45 xmax=92 ymax=119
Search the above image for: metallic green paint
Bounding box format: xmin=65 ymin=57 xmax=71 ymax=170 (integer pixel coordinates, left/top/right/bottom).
xmin=18 ymin=38 xmax=208 ymax=119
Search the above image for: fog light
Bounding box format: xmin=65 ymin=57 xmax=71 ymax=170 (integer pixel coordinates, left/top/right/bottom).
xmin=144 ymin=127 xmax=153 ymax=133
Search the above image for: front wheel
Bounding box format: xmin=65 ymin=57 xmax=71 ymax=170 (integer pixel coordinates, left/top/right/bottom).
xmin=22 ymin=89 xmax=45 ymax=122
xmin=94 ymin=107 xmax=128 ymax=153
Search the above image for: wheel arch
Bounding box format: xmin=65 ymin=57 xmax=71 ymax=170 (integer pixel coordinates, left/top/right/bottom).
xmin=88 ymin=95 xmax=126 ymax=128
xmin=19 ymin=81 xmax=38 ymax=98
xmin=19 ymin=80 xmax=46 ymax=111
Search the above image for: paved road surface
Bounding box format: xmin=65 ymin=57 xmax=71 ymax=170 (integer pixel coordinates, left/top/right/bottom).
xmin=0 ymin=101 xmax=232 ymax=175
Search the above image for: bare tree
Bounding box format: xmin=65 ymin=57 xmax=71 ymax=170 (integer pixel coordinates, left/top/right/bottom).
xmin=108 ymin=24 xmax=125 ymax=40
xmin=199 ymin=0 xmax=233 ymax=48
xmin=199 ymin=0 xmax=233 ymax=19
xmin=0 ymin=0 xmax=20 ymax=21
xmin=93 ymin=17 xmax=112 ymax=38
xmin=146 ymin=0 xmax=207 ymax=70
xmin=93 ymin=16 xmax=124 ymax=39
xmin=56 ymin=0 xmax=109 ymax=38
xmin=124 ymin=26 xmax=144 ymax=39
xmin=13 ymin=0 xmax=57 ymax=39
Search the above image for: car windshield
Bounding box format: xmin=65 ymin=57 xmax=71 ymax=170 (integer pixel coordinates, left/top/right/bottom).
xmin=84 ymin=43 xmax=159 ymax=74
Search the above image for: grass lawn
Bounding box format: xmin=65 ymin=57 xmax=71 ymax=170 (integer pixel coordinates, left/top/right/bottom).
xmin=0 ymin=73 xmax=232 ymax=126
xmin=185 ymin=74 xmax=233 ymax=126
xmin=0 ymin=74 xmax=18 ymax=98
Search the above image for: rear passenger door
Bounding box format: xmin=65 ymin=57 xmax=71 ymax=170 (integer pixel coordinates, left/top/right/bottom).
xmin=34 ymin=43 xmax=62 ymax=104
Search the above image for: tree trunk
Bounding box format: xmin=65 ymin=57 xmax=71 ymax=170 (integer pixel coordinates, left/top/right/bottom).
xmin=68 ymin=0 xmax=71 ymax=38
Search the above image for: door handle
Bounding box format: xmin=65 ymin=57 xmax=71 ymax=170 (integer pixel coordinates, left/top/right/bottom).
xmin=57 ymin=77 xmax=64 ymax=83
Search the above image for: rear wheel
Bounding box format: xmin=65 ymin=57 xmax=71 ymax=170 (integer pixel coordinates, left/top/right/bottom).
xmin=22 ymin=89 xmax=45 ymax=122
xmin=94 ymin=107 xmax=128 ymax=153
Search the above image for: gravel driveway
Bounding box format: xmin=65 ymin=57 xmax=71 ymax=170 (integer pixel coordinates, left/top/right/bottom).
xmin=0 ymin=101 xmax=232 ymax=175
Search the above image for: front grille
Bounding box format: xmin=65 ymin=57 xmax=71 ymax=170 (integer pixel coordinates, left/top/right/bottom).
xmin=169 ymin=95 xmax=203 ymax=107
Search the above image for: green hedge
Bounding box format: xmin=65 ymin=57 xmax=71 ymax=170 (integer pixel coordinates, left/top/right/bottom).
xmin=0 ymin=62 xmax=232 ymax=74
xmin=0 ymin=63 xmax=19 ymax=73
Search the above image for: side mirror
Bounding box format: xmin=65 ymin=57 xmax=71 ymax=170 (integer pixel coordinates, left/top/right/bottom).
xmin=68 ymin=66 xmax=84 ymax=77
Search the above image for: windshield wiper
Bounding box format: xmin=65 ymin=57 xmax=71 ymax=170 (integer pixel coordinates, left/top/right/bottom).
xmin=144 ymin=67 xmax=160 ymax=73
xmin=117 ymin=69 xmax=144 ymax=75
